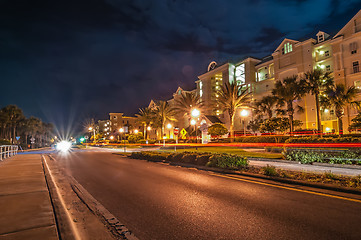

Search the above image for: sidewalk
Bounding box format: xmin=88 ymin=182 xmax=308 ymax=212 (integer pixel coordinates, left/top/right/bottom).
xmin=0 ymin=154 xmax=58 ymax=240
xmin=248 ymin=158 xmax=361 ymax=176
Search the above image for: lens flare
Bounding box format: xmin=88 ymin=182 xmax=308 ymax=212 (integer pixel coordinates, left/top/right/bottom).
xmin=56 ymin=141 xmax=72 ymax=152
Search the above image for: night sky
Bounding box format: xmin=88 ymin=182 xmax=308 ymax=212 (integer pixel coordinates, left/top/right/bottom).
xmin=1 ymin=0 xmax=360 ymax=134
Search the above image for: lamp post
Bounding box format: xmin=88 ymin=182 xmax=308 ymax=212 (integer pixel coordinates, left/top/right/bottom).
xmin=190 ymin=119 xmax=197 ymax=143
xmin=191 ymin=108 xmax=200 ymax=143
xmin=147 ymin=126 xmax=151 ymax=140
xmin=119 ymin=128 xmax=125 ymax=152
xmin=88 ymin=127 xmax=96 ymax=143
xmin=240 ymin=109 xmax=249 ymax=136
xmin=167 ymin=123 xmax=172 ymax=139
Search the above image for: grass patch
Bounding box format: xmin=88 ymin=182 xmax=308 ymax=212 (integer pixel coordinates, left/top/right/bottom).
xmin=160 ymin=147 xmax=283 ymax=159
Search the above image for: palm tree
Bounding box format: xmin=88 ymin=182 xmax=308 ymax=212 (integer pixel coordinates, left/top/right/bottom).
xmin=135 ymin=107 xmax=154 ymax=139
xmin=254 ymin=95 xmax=277 ymax=119
xmin=272 ymin=75 xmax=307 ymax=134
xmin=216 ymin=81 xmax=251 ymax=141
xmin=1 ymin=105 xmax=24 ymax=143
xmin=173 ymin=91 xmax=204 ymax=119
xmin=320 ymin=83 xmax=360 ymax=135
xmin=153 ymin=101 xmax=176 ymax=139
xmin=303 ymin=68 xmax=333 ymax=134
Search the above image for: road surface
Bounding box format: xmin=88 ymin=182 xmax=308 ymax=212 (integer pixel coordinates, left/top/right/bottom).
xmin=54 ymin=150 xmax=361 ymax=240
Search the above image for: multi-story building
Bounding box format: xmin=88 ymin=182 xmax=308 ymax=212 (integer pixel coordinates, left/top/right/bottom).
xmin=195 ymin=10 xmax=361 ymax=134
xmin=109 ymin=113 xmax=139 ymax=134
xmin=97 ymin=120 xmax=111 ymax=136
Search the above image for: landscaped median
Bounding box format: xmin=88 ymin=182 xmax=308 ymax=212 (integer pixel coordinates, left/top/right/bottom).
xmin=126 ymin=151 xmax=361 ymax=192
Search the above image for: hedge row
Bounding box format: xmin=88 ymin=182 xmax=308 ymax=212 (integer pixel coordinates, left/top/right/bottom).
xmin=285 ymin=136 xmax=361 ymax=143
xmin=284 ymin=149 xmax=361 ymax=164
xmin=130 ymin=151 xmax=249 ymax=170
xmin=234 ymin=136 xmax=290 ymax=143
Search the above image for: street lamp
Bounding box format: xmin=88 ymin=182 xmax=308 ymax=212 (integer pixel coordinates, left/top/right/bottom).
xmin=191 ymin=108 xmax=200 ymax=118
xmin=240 ymin=109 xmax=249 ymax=136
xmin=88 ymin=127 xmax=96 ymax=143
xmin=134 ymin=129 xmax=139 ymax=134
xmin=190 ymin=119 xmax=197 ymax=143
xmin=191 ymin=109 xmax=200 ymax=143
xmin=119 ymin=128 xmax=126 ymax=152
xmin=167 ymin=123 xmax=172 ymax=139
xmin=146 ymin=126 xmax=151 ymax=140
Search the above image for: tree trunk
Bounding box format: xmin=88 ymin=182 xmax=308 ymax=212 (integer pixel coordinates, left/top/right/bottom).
xmin=230 ymin=113 xmax=234 ymax=142
xmin=287 ymin=101 xmax=294 ymax=135
xmin=338 ymin=117 xmax=343 ymax=135
xmin=315 ymin=93 xmax=322 ymax=136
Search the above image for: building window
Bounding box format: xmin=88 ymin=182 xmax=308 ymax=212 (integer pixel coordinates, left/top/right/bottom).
xmin=318 ymin=34 xmax=324 ymax=43
xmin=350 ymin=42 xmax=358 ymax=54
xmin=199 ymin=81 xmax=203 ymax=97
xmin=235 ymin=63 xmax=245 ymax=85
xmin=282 ymin=42 xmax=293 ymax=55
xmin=353 ymin=61 xmax=360 ymax=73
xmin=325 ymin=50 xmax=330 ymax=57
xmin=326 ymin=65 xmax=331 ymax=71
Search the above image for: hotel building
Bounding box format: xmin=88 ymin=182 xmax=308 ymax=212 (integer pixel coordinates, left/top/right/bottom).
xmin=195 ymin=10 xmax=361 ymax=134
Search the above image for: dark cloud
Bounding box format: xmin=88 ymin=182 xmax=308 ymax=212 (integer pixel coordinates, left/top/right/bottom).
xmin=0 ymin=0 xmax=360 ymax=134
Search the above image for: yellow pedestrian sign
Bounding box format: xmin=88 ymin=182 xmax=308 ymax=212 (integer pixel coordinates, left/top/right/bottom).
xmin=180 ymin=128 xmax=187 ymax=138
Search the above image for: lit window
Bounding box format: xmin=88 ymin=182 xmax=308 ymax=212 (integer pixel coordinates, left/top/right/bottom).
xmin=282 ymin=42 xmax=293 ymax=55
xmin=199 ymin=81 xmax=203 ymax=97
xmin=235 ymin=63 xmax=245 ymax=85
xmin=353 ymin=61 xmax=359 ymax=73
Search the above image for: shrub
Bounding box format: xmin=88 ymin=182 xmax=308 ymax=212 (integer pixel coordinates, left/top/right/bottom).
xmin=130 ymin=151 xmax=168 ymax=161
xmin=284 ymin=150 xmax=325 ymax=164
xmin=234 ymin=136 xmax=289 ymax=143
xmin=181 ymin=153 xmax=198 ymax=164
xmin=195 ymin=154 xmax=211 ymax=166
xmin=207 ymin=153 xmax=248 ymax=169
xmin=262 ymin=165 xmax=279 ymax=177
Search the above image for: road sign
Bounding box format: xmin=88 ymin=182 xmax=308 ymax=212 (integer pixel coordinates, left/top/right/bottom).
xmin=174 ymin=128 xmax=179 ymax=135
xmin=30 ymin=137 xmax=35 ymax=142
xmin=16 ymin=136 xmax=20 ymax=141
xmin=180 ymin=128 xmax=187 ymax=137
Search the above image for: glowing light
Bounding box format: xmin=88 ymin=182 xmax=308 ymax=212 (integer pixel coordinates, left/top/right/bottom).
xmin=167 ymin=123 xmax=172 ymax=129
xmin=88 ymin=127 xmax=93 ymax=131
xmin=240 ymin=109 xmax=249 ymax=117
xmin=320 ymin=65 xmax=325 ymax=69
xmin=190 ymin=119 xmax=196 ymax=125
xmin=319 ymin=50 xmax=325 ymax=55
xmin=119 ymin=128 xmax=124 ymax=133
xmin=110 ymin=136 xmax=114 ymax=140
xmin=147 ymin=126 xmax=151 ymax=131
xmin=191 ymin=109 xmax=200 ymax=118
xmin=324 ymin=109 xmax=329 ymax=113
xmin=325 ymin=127 xmax=331 ymax=132
xmin=56 ymin=141 xmax=72 ymax=152
xmin=80 ymin=137 xmax=85 ymax=142
xmin=134 ymin=129 xmax=139 ymax=134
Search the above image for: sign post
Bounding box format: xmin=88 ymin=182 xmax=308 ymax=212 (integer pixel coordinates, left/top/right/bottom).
xmin=173 ymin=128 xmax=179 ymax=151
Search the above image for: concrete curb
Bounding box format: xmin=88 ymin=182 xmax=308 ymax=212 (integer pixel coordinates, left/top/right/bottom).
xmin=126 ymin=157 xmax=361 ymax=196
xmin=312 ymin=162 xmax=361 ymax=170
xmin=48 ymin=155 xmax=138 ymax=240
xmin=41 ymin=155 xmax=65 ymax=240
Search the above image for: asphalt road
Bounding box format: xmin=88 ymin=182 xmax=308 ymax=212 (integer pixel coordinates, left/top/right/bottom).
xmin=55 ymin=151 xmax=361 ymax=240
